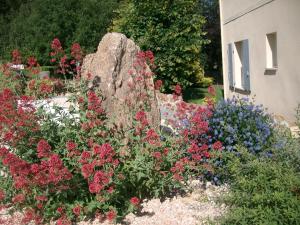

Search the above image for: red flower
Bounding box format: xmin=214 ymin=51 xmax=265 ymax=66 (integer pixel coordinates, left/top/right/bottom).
xmin=174 ymin=84 xmax=182 ymax=95
xmin=212 ymin=141 xmax=222 ymax=150
xmin=56 ymin=216 xmax=71 ymax=225
xmin=27 ymin=56 xmax=37 ymax=68
xmin=81 ymin=163 xmax=94 ymax=178
xmin=66 ymin=141 xmax=77 ymax=151
xmin=51 ymin=38 xmax=62 ymax=51
xmin=12 ymin=193 xmax=25 ymax=203
xmin=11 ymin=49 xmax=22 ymax=64
xmin=56 ymin=207 xmax=64 ymax=214
xmin=106 ymin=210 xmax=116 ymax=221
xmin=35 ymin=195 xmax=48 ymax=202
xmin=130 ymin=197 xmax=140 ymax=206
xmin=0 ymin=189 xmax=5 ymax=201
xmin=208 ymin=85 xmax=216 ymax=96
xmin=37 ymin=139 xmax=51 ymax=158
xmin=71 ymin=43 xmax=83 ymax=61
xmin=145 ymin=129 xmax=160 ymax=145
xmin=154 ymin=80 xmax=163 ymax=90
xmin=72 ymin=205 xmax=81 ymax=216
xmin=37 ymin=203 xmax=43 ymax=209
xmin=152 ymin=151 xmax=162 ymax=160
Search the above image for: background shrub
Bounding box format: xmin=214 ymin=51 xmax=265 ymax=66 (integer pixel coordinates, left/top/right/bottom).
xmin=0 ymin=0 xmax=118 ymax=65
xmin=217 ymin=146 xmax=300 ymax=225
xmin=111 ymin=0 xmax=209 ymax=91
xmin=209 ymin=97 xmax=274 ymax=153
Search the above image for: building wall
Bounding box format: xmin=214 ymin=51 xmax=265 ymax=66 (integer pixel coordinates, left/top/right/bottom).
xmin=220 ymin=0 xmax=300 ymax=123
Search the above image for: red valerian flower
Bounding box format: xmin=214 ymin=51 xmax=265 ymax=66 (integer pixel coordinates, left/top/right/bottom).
xmin=0 ymin=189 xmax=5 ymax=201
xmin=37 ymin=139 xmax=52 ymax=158
xmin=56 ymin=207 xmax=64 ymax=214
xmin=106 ymin=210 xmax=117 ymax=221
xmin=22 ymin=208 xmax=37 ymax=224
xmin=145 ymin=129 xmax=160 ymax=145
xmin=37 ymin=203 xmax=43 ymax=209
xmin=208 ymin=85 xmax=216 ymax=96
xmin=152 ymin=151 xmax=162 ymax=160
xmin=51 ymin=38 xmax=62 ymax=51
xmin=56 ymin=216 xmax=71 ymax=225
xmin=11 ymin=49 xmax=22 ymax=64
xmin=72 ymin=205 xmax=81 ymax=216
xmin=12 ymin=193 xmax=25 ymax=203
xmin=27 ymin=56 xmax=37 ymax=68
xmin=174 ymin=84 xmax=182 ymax=95
xmin=66 ymin=141 xmax=77 ymax=151
xmin=71 ymin=43 xmax=83 ymax=61
xmin=35 ymin=195 xmax=48 ymax=202
xmin=130 ymin=197 xmax=140 ymax=206
xmin=154 ymin=80 xmax=163 ymax=90
xmin=212 ymin=141 xmax=223 ymax=150
xmin=88 ymin=182 xmax=103 ymax=193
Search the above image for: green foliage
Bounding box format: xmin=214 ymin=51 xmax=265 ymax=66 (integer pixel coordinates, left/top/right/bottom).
xmin=183 ymin=85 xmax=223 ymax=104
xmin=111 ymin=0 xmax=209 ymax=91
xmin=0 ymin=52 xmax=213 ymax=223
xmin=215 ymin=127 xmax=300 ymax=225
xmin=0 ymin=70 xmax=25 ymax=96
xmin=0 ymin=0 xmax=118 ymax=65
xmin=197 ymin=76 xmax=213 ymax=88
xmin=199 ymin=0 xmax=222 ymax=82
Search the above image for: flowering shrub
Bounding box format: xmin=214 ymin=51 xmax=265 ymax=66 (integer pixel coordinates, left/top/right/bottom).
xmin=0 ymin=50 xmax=221 ymax=224
xmin=50 ymin=38 xmax=83 ymax=78
xmin=209 ymin=97 xmax=274 ymax=153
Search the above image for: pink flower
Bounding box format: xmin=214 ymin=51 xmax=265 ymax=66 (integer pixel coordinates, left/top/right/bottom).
xmin=208 ymin=85 xmax=216 ymax=96
xmin=152 ymin=152 xmax=162 ymax=160
xmin=130 ymin=197 xmax=140 ymax=206
xmin=27 ymin=56 xmax=37 ymax=68
xmin=212 ymin=141 xmax=223 ymax=150
xmin=106 ymin=210 xmax=117 ymax=221
xmin=154 ymin=80 xmax=163 ymax=90
xmin=66 ymin=141 xmax=77 ymax=151
xmin=72 ymin=205 xmax=81 ymax=216
xmin=12 ymin=193 xmax=25 ymax=203
xmin=37 ymin=139 xmax=52 ymax=158
xmin=174 ymin=84 xmax=182 ymax=95
xmin=0 ymin=190 xmax=5 ymax=201
xmin=51 ymin=38 xmax=62 ymax=51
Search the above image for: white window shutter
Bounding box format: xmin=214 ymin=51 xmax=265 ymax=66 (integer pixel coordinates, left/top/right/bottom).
xmin=227 ymin=43 xmax=234 ymax=88
xmin=242 ymin=40 xmax=250 ymax=91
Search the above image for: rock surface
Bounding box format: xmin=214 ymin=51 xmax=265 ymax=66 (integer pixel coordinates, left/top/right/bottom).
xmin=81 ymin=32 xmax=160 ymax=130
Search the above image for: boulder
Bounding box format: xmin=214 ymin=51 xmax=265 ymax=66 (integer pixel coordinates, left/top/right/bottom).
xmin=81 ymin=32 xmax=160 ymax=130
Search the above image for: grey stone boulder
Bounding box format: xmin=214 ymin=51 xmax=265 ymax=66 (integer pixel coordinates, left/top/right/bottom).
xmin=81 ymin=32 xmax=160 ymax=130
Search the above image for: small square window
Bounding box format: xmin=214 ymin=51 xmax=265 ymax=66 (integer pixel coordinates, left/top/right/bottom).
xmin=266 ymin=32 xmax=277 ymax=69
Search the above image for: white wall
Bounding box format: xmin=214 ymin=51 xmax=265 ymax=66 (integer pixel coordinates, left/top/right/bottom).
xmin=220 ymin=0 xmax=300 ymax=124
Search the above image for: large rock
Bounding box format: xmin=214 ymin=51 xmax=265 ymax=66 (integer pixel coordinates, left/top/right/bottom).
xmin=81 ymin=32 xmax=160 ymax=130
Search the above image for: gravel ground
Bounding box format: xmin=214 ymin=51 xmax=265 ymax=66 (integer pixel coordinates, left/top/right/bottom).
xmin=0 ymin=181 xmax=228 ymax=225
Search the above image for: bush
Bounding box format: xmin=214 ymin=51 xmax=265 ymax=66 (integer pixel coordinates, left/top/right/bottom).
xmin=217 ymin=146 xmax=300 ymax=225
xmin=111 ymin=0 xmax=209 ymax=91
xmin=0 ymin=0 xmax=118 ymax=65
xmin=209 ymin=97 xmax=274 ymax=153
xmin=0 ymin=51 xmax=221 ymax=224
xmin=197 ymin=77 xmax=214 ymax=88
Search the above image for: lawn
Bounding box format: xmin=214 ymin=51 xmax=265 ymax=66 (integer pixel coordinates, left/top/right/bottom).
xmin=183 ymin=85 xmax=224 ymax=104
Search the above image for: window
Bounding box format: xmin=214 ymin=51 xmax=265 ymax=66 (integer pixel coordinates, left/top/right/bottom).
xmin=227 ymin=39 xmax=250 ymax=92
xmin=266 ymin=32 xmax=277 ymax=69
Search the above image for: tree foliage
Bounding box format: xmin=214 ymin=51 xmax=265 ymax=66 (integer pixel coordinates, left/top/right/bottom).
xmin=199 ymin=0 xmax=222 ymax=83
xmin=111 ymin=0 xmax=209 ymax=91
xmin=0 ymin=0 xmax=118 ymax=65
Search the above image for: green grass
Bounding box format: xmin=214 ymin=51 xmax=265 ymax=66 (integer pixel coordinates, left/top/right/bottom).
xmin=183 ymin=85 xmax=223 ymax=104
